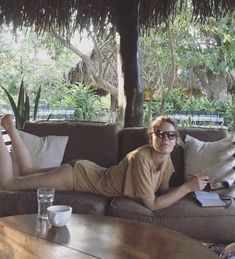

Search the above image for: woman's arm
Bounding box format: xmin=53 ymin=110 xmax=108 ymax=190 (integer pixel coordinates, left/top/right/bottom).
xmin=142 ymin=172 xmax=209 ymax=211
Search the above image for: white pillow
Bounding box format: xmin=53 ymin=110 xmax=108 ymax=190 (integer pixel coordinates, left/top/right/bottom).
xmin=11 ymin=130 xmax=69 ymax=175
xmin=184 ymin=134 xmax=235 ymax=186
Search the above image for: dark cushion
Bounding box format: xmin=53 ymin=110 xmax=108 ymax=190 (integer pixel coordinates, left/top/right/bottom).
xmin=0 ymin=190 xmax=37 ymax=217
xmin=118 ymin=127 xmax=148 ymax=161
xmin=0 ymin=190 xmax=109 ymax=217
xmin=108 ymin=195 xmax=235 ymax=242
xmin=24 ymin=121 xmax=120 ymax=167
xmin=54 ymin=191 xmax=110 ymax=215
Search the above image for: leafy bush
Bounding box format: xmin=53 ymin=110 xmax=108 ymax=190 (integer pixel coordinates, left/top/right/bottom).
xmin=165 ymin=89 xmax=187 ymax=111
xmin=62 ymin=83 xmax=106 ymax=121
xmin=142 ymin=89 xmax=231 ymax=129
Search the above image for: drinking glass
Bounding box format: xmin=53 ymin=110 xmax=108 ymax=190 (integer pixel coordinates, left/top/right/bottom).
xmin=37 ymin=188 xmax=55 ymax=219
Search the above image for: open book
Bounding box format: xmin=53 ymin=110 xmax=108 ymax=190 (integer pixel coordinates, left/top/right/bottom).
xmin=194 ymin=191 xmax=226 ymax=207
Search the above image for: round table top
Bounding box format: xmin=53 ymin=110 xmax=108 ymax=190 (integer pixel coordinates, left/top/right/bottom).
xmin=0 ymin=214 xmax=219 ymax=259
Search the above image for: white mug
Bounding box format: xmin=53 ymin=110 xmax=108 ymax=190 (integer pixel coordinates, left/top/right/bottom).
xmin=47 ymin=205 xmax=72 ymax=227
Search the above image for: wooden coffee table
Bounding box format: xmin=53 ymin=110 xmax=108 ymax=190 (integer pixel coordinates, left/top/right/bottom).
xmin=0 ymin=214 xmax=219 ymax=258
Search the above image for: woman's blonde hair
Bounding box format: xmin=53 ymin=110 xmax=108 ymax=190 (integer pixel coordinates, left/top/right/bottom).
xmin=147 ymin=115 xmax=180 ymax=145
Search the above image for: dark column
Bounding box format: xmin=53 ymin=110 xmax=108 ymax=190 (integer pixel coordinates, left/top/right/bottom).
xmin=116 ymin=0 xmax=143 ymax=127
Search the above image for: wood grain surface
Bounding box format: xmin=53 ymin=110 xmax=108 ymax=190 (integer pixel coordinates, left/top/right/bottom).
xmin=0 ymin=214 xmax=219 ymax=259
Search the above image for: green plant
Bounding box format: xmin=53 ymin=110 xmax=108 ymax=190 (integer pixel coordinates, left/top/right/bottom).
xmin=64 ymin=83 xmax=106 ymax=121
xmin=225 ymin=97 xmax=235 ymax=132
xmin=1 ymin=79 xmax=41 ymax=129
xmin=165 ymin=89 xmax=187 ymax=111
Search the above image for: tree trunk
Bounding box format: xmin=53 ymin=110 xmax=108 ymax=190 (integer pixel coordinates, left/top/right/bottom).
xmin=159 ymin=22 xmax=176 ymax=113
xmin=193 ymin=68 xmax=227 ymax=100
xmin=116 ymin=0 xmax=143 ymax=127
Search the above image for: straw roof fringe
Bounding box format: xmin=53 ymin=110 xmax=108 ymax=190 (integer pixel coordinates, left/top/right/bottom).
xmin=0 ymin=0 xmax=234 ymax=34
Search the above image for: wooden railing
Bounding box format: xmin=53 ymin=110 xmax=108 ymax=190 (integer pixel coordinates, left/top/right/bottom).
xmin=170 ymin=111 xmax=227 ymax=129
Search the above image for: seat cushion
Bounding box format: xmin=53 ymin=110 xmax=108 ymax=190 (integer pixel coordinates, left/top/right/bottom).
xmin=54 ymin=191 xmax=110 ymax=215
xmin=0 ymin=190 xmax=109 ymax=217
xmin=107 ymin=195 xmax=235 ymax=242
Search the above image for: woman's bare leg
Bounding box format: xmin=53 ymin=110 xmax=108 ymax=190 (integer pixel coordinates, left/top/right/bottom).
xmin=0 ymin=115 xmax=74 ymax=191
xmin=2 ymin=164 xmax=74 ymax=191
xmin=0 ymin=118 xmax=14 ymax=185
xmin=1 ymin=114 xmax=33 ymax=176
xmin=0 ymin=145 xmax=74 ymax=190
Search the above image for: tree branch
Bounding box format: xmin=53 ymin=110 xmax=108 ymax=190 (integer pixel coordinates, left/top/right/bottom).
xmin=51 ymin=30 xmax=118 ymax=99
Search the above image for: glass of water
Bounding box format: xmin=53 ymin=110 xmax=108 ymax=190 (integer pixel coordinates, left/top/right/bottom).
xmin=37 ymin=187 xmax=55 ymax=219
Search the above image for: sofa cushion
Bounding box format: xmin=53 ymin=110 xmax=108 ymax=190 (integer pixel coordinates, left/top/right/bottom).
xmin=24 ymin=121 xmax=120 ymax=167
xmin=11 ymin=130 xmax=68 ymax=175
xmin=107 ymin=195 xmax=235 ymax=242
xmin=171 ymin=127 xmax=227 ymax=186
xmin=54 ymin=191 xmax=110 ymax=215
xmin=0 ymin=190 xmax=37 ymax=217
xmin=184 ymin=134 xmax=235 ymax=186
xmin=118 ymin=127 xmax=148 ymax=161
xmin=0 ymin=190 xmax=109 ymax=217
xmin=118 ymin=126 xmax=227 ymax=187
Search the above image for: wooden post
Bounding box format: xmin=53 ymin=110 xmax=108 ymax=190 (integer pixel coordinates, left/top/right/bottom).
xmin=116 ymin=0 xmax=143 ymax=127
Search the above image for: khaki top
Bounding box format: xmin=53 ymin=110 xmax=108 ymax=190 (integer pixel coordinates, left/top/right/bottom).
xmin=73 ymin=145 xmax=174 ymax=201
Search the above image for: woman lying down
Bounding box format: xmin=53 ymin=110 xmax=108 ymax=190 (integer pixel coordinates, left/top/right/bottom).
xmin=0 ymin=114 xmax=210 ymax=211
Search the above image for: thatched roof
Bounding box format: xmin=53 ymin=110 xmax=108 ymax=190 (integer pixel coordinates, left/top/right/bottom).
xmin=0 ymin=0 xmax=234 ymax=34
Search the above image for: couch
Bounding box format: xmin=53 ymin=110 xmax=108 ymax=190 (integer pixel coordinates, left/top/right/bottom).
xmin=0 ymin=120 xmax=235 ymax=243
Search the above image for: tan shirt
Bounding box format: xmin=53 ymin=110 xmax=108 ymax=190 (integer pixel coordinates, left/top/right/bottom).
xmin=73 ymin=145 xmax=174 ymax=201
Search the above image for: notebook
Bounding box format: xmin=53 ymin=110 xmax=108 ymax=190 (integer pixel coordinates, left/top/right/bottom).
xmin=194 ymin=191 xmax=226 ymax=207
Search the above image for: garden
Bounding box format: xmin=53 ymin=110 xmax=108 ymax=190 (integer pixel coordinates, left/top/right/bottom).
xmin=0 ymin=1 xmax=235 ymax=130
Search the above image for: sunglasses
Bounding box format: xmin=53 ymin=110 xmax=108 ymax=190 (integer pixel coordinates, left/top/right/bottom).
xmin=153 ymin=129 xmax=177 ymax=140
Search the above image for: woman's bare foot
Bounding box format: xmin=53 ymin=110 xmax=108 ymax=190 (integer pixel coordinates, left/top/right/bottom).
xmin=0 ymin=114 xmax=14 ymax=133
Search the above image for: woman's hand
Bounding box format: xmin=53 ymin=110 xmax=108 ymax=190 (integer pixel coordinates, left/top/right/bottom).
xmin=186 ymin=171 xmax=210 ymax=192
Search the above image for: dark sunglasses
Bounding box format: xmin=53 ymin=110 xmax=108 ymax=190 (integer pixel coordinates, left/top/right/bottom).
xmin=153 ymin=129 xmax=177 ymax=140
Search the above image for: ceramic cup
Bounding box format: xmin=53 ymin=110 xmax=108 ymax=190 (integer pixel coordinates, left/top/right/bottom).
xmin=47 ymin=205 xmax=72 ymax=227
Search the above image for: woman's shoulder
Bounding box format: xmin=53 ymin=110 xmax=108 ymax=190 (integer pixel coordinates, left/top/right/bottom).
xmin=127 ymin=144 xmax=152 ymax=159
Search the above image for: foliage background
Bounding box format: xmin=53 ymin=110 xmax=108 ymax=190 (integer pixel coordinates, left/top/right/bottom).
xmin=0 ymin=3 xmax=235 ymax=129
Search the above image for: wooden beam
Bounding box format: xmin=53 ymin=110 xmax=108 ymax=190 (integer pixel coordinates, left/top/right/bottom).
xmin=116 ymin=0 xmax=144 ymax=127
